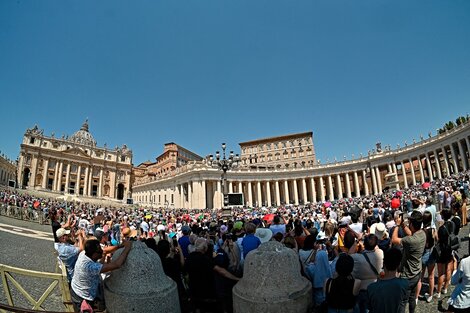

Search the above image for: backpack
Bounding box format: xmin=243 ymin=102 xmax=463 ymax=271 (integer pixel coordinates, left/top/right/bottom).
xmin=443 ymin=220 xmax=460 ymax=251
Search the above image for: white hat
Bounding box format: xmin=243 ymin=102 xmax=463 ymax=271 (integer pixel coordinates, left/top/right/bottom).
xmin=316 ymin=231 xmax=327 ymax=241
xmin=255 ymin=228 xmax=273 ymax=243
xmin=56 ymin=228 xmax=71 ymax=238
xmin=370 ymin=222 xmax=388 ymax=239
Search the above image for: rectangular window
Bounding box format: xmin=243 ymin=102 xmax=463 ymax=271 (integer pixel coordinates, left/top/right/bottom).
xmin=30 ymin=137 xmax=35 ymax=144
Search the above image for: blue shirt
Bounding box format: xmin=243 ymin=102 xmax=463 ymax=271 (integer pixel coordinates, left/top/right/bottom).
xmin=56 ymin=243 xmax=80 ymax=282
xmin=71 ymin=251 xmax=103 ymax=301
xmin=241 ymin=234 xmax=261 ymax=258
xmin=178 ymin=235 xmax=191 ymax=258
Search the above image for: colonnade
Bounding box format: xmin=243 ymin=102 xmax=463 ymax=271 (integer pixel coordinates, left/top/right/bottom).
xmin=133 ymin=130 xmax=470 ymax=209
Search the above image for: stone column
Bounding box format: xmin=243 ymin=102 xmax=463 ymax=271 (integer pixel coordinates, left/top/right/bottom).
xmin=387 ymin=164 xmax=392 ymax=173
xmin=371 ymin=167 xmax=378 ymax=195
xmin=353 ymin=171 xmax=360 ymax=197
xmin=417 ymin=155 xmax=425 ymax=182
xmin=89 ymin=167 xmax=94 ymax=196
xmin=425 ymin=153 xmax=434 ymax=181
xmin=248 ymin=181 xmax=253 ymax=207
xmin=336 ymin=174 xmax=343 ymax=199
xmin=284 ymin=180 xmax=290 ymax=205
xmin=201 ymin=180 xmax=206 ymax=209
xmin=327 ymin=175 xmax=334 ymax=200
xmin=275 ymin=181 xmax=281 ymax=206
xmin=457 ymin=140 xmax=468 ymax=171
xmin=409 ymin=158 xmax=416 ymax=185
xmin=98 ymin=168 xmax=103 ymax=197
xmin=53 ymin=161 xmax=60 ymax=191
xmin=443 ymin=147 xmax=451 ymax=176
xmin=345 ymin=173 xmax=351 ymax=198
xmin=238 ymin=182 xmax=242 ymax=195
xmin=362 ymin=170 xmax=369 ymax=196
xmin=229 ymin=181 xmax=233 ymax=193
xmin=375 ymin=167 xmax=382 ymax=193
xmin=392 ymin=163 xmax=400 ymax=189
xmin=434 ymin=150 xmax=442 ymax=179
xmin=257 ymin=181 xmax=262 ymax=207
xmin=466 ymin=137 xmax=470 ymax=165
xmin=188 ymin=181 xmax=193 ymax=208
xmin=310 ymin=178 xmax=317 ymax=202
xmin=319 ymin=176 xmax=325 ymax=201
xmin=42 ymin=159 xmax=49 ymax=189
xmin=29 ymin=156 xmax=38 ymax=188
xmin=57 ymin=162 xmax=64 ymax=192
xmin=64 ymin=163 xmax=71 ymax=194
xmin=301 ymin=179 xmax=308 ymax=204
xmin=76 ymin=164 xmax=82 ymax=194
xmin=293 ymin=179 xmax=299 ymax=205
xmin=179 ymin=184 xmax=184 ymax=208
xmin=450 ymin=144 xmax=459 ymax=173
xmin=192 ymin=181 xmax=199 ymax=209
xmin=400 ymin=161 xmax=408 ymax=189
xmin=83 ymin=166 xmax=89 ymax=196
xmin=266 ymin=181 xmax=272 ymax=207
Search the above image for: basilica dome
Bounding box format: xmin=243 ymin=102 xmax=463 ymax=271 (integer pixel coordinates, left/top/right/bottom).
xmin=69 ymin=120 xmax=97 ymax=147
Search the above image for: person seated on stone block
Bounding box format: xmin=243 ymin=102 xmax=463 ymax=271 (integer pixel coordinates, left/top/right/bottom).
xmin=70 ymin=239 xmax=132 ymax=312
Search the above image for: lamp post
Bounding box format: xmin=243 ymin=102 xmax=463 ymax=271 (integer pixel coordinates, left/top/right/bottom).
xmin=208 ymin=143 xmax=240 ymax=208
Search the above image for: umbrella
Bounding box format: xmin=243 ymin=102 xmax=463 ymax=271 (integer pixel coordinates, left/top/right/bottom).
xmin=145 ymin=214 xmax=152 ymax=219
xmin=33 ymin=201 xmax=40 ymax=209
xmin=182 ymin=214 xmax=191 ymax=221
xmin=324 ymin=201 xmax=332 ymax=208
xmin=422 ymin=182 xmax=431 ymax=189
xmin=262 ymin=213 xmax=276 ymax=224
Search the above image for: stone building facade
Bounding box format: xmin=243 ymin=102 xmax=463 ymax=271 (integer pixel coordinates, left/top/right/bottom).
xmin=239 ymin=132 xmax=316 ymax=170
xmin=132 ymin=120 xmax=470 ymax=209
xmin=17 ymin=121 xmax=133 ymax=201
xmin=0 ymin=153 xmax=16 ymax=187
xmin=133 ymin=143 xmax=202 ymax=186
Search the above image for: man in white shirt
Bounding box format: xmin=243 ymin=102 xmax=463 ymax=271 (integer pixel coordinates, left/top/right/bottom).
xmin=140 ymin=219 xmax=149 ymax=237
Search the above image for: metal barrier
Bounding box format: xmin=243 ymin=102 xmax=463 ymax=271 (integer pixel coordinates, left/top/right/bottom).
xmin=0 ymin=204 xmax=48 ymax=225
xmin=0 ymin=261 xmax=73 ymax=313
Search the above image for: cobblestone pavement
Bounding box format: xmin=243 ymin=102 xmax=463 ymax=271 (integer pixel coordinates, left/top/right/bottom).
xmin=0 ymin=215 xmax=469 ymax=312
xmin=0 ymin=216 xmax=64 ymax=311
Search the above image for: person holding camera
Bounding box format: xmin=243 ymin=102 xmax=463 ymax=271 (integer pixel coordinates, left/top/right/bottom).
xmin=392 ymin=210 xmax=426 ymax=313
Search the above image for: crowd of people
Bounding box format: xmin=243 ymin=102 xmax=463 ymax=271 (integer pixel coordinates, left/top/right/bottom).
xmin=1 ymin=171 xmax=470 ymax=313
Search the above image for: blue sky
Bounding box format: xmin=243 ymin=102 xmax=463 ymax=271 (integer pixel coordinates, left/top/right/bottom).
xmin=1 ymin=1 xmax=469 ymax=165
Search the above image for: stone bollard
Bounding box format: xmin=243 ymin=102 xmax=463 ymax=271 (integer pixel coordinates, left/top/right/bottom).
xmin=233 ymin=241 xmax=312 ymax=313
xmin=104 ymin=240 xmax=181 ymax=313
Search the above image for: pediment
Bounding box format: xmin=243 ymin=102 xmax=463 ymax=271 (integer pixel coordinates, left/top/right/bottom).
xmin=63 ymin=147 xmax=91 ymax=157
